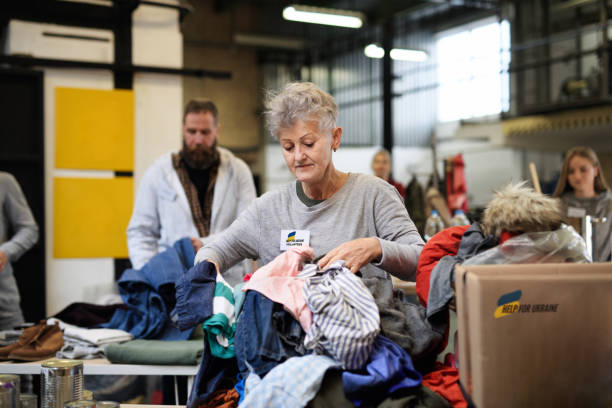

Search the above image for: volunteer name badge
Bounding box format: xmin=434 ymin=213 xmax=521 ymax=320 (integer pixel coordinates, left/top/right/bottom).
xmin=280 ymin=230 xmax=310 ymax=250
xmin=567 ymin=206 xmax=586 ymax=218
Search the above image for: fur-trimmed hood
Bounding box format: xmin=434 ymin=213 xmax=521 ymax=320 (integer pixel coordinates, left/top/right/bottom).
xmin=481 ymin=181 xmax=563 ymax=238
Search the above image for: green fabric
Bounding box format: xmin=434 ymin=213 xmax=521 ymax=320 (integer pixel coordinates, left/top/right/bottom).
xmin=233 ymin=282 xmax=247 ymax=320
xmin=306 ymin=369 xmax=451 ymax=408
xmin=215 ymin=281 xmax=234 ymax=303
xmin=296 ymin=180 xmax=325 ymax=207
xmin=202 ymin=272 xmax=236 ymax=359
xmin=202 ymin=314 xmax=236 ymax=359
xmin=306 ymin=369 xmax=353 ymax=408
xmin=377 ymin=386 xmax=451 ymax=408
xmin=104 ymin=339 xmax=204 ymax=365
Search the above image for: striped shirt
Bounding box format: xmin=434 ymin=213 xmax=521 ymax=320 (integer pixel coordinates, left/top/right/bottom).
xmin=303 ymin=261 xmax=380 ymax=370
xmin=202 ymin=272 xmax=236 ymax=359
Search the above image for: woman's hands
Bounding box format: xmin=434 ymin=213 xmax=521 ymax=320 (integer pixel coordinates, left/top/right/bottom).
xmin=317 ymin=237 xmax=382 ymax=274
xmin=190 ymin=237 xmax=204 ymax=253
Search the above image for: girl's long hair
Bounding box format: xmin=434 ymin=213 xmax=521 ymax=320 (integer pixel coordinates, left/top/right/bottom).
xmin=552 ymin=146 xmax=609 ymax=197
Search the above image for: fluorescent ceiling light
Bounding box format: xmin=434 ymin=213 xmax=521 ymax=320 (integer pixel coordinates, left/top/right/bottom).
xmin=364 ymin=44 xmax=384 ymax=59
xmin=389 ymin=48 xmax=428 ymax=62
xmin=364 ymin=43 xmax=428 ymax=62
xmin=283 ymin=5 xmax=364 ymax=29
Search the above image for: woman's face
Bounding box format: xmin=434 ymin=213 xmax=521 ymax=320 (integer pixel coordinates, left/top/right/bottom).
xmin=278 ymin=118 xmax=340 ymax=186
xmin=567 ymin=155 xmax=598 ymax=196
xmin=372 ymin=153 xmax=391 ymax=180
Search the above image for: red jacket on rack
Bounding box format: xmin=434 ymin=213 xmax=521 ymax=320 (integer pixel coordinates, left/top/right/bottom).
xmin=416 ymin=225 xmax=470 ymax=308
xmin=445 ymin=154 xmax=468 ymax=213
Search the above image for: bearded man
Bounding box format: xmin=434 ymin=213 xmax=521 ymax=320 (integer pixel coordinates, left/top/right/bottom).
xmin=127 ymin=99 xmax=256 ymax=281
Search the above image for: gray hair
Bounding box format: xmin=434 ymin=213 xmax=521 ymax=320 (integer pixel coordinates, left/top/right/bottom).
xmin=264 ymin=82 xmax=338 ymax=138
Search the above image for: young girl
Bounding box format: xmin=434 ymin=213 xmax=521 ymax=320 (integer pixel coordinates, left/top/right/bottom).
xmin=553 ymin=146 xmax=611 ymax=261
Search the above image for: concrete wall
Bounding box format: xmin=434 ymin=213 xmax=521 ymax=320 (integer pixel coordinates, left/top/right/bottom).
xmin=182 ymin=45 xmax=261 ymax=152
xmin=132 ymin=5 xmax=184 ymax=190
xmin=181 ymin=0 xmax=263 ymax=175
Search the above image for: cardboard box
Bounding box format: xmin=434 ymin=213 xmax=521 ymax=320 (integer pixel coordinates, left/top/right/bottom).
xmin=455 ymin=263 xmax=612 ymax=408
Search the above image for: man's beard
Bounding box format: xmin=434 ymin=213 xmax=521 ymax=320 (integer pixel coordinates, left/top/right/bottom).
xmin=181 ymin=139 xmax=219 ymax=169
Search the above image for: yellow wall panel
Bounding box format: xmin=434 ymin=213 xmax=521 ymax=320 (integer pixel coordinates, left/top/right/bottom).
xmin=54 ymin=177 xmax=133 ymax=258
xmin=55 ymin=87 xmax=134 ymax=171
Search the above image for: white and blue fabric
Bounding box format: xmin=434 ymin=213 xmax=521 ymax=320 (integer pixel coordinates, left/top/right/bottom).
xmin=48 ymin=318 xmax=133 ymax=346
xmin=240 ymin=355 xmax=340 ymax=408
xmin=302 ymin=261 xmax=380 ymax=370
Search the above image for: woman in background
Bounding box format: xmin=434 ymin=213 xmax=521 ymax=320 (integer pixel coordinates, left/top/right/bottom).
xmin=553 ymin=146 xmax=611 ymax=261
xmin=371 ymin=148 xmax=406 ymax=197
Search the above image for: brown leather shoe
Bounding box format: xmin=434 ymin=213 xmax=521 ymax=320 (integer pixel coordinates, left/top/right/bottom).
xmin=0 ymin=322 xmax=48 ymax=360
xmin=7 ymin=323 xmax=64 ymax=361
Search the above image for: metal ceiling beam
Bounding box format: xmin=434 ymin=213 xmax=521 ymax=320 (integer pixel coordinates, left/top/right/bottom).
xmin=0 ymin=0 xmax=192 ymax=28
xmin=214 ymin=0 xmax=245 ymax=13
xmin=422 ymin=0 xmax=498 ymax=9
xmin=0 ymin=55 xmax=232 ymax=79
xmin=0 ymin=1 xmax=115 ymax=30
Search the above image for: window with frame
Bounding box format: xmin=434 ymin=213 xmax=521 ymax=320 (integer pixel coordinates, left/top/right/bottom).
xmin=436 ymin=18 xmax=511 ymax=122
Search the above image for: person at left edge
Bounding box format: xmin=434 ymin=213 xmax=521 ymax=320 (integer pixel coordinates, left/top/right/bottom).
xmin=127 ymin=99 xmax=257 ymax=281
xmin=0 ymin=172 xmax=39 ymax=330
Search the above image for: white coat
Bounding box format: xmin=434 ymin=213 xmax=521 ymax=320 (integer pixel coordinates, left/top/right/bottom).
xmin=127 ymin=147 xmax=256 ymax=280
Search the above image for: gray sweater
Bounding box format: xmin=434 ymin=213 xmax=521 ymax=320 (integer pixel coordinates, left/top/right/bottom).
xmin=195 ymin=173 xmax=424 ymax=303
xmin=0 ymin=172 xmax=39 ymax=328
xmin=560 ymin=190 xmax=612 ymax=262
xmin=0 ymin=173 xmax=38 ymax=262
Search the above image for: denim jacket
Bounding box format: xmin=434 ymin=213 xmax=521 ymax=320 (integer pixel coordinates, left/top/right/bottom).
xmin=101 ymin=237 xmax=195 ymax=340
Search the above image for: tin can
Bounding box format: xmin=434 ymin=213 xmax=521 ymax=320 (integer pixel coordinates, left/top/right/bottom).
xmin=0 ymin=374 xmax=20 ymax=408
xmin=95 ymin=402 xmax=119 ymax=408
xmin=20 ymin=393 xmax=38 ymax=408
xmin=63 ymin=400 xmax=95 ymax=408
xmin=41 ymin=359 xmax=83 ymax=408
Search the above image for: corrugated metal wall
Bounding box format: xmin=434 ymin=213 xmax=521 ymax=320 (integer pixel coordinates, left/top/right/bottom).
xmin=330 ymin=47 xmax=383 ymax=146
xmin=393 ymin=19 xmax=437 ymax=147
xmin=261 ymin=20 xmax=437 ymax=147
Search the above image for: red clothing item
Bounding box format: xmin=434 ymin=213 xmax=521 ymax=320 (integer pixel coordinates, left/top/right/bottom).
xmin=388 ymin=178 xmax=406 ymax=198
xmin=199 ymin=388 xmax=239 ymax=408
xmin=499 ymin=230 xmax=520 ymax=244
xmin=417 ymin=225 xmax=513 ymax=307
xmin=416 ymin=225 xmax=470 ymax=307
xmin=445 ymin=154 xmax=468 ymax=213
xmin=422 ymin=362 xmax=467 ymax=408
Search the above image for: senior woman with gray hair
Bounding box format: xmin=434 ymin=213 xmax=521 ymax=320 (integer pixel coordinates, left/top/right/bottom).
xmin=194 ymin=81 xmax=423 ymax=306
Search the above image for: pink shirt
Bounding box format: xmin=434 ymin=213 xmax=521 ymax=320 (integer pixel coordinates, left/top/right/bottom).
xmin=243 ymin=246 xmax=315 ymax=331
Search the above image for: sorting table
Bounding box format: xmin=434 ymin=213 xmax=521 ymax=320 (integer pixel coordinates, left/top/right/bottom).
xmin=0 ymin=358 xmax=198 ymax=405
